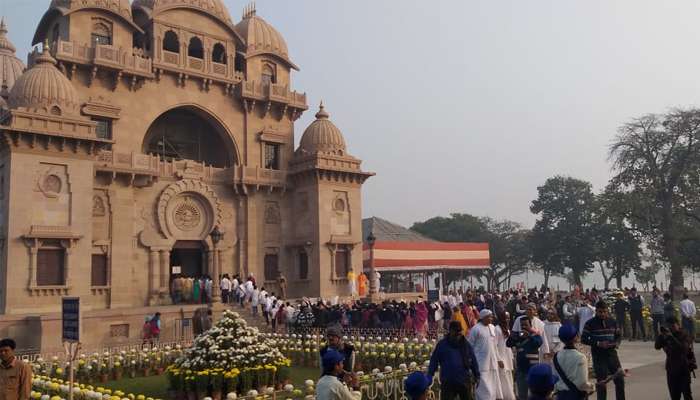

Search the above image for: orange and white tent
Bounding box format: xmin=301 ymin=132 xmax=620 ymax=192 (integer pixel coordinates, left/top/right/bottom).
xmin=362 ymin=217 xmax=490 ymax=272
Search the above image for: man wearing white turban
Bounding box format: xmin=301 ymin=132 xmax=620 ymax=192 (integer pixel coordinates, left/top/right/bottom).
xmin=467 ymin=309 xmax=503 ymax=400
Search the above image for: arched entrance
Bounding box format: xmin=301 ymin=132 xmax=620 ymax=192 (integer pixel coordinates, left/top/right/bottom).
xmin=143 ymin=106 xmax=237 ymax=168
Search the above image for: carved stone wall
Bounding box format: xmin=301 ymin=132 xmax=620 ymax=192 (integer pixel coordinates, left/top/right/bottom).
xmin=330 ymin=191 xmax=350 ymax=236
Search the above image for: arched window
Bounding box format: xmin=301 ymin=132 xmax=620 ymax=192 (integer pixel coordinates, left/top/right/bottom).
xmin=91 ymin=20 xmax=112 ymax=46
xmin=261 ymin=63 xmax=276 ymax=86
xmin=212 ymin=43 xmax=226 ymax=64
xmin=188 ymin=37 xmax=203 ymax=59
xmin=234 ymin=52 xmax=246 ymax=74
xmin=163 ymin=30 xmax=179 ymax=53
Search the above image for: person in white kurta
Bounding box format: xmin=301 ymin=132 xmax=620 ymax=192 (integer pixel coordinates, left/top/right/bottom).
xmin=495 ymin=318 xmax=516 ymax=400
xmin=467 ymin=309 xmax=503 ymax=400
xmin=512 ymin=304 xmax=550 ymax=362
xmin=543 ymin=310 xmax=562 ymax=357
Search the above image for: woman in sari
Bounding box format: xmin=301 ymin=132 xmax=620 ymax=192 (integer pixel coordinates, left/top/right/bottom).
xmin=413 ymin=300 xmax=429 ymax=337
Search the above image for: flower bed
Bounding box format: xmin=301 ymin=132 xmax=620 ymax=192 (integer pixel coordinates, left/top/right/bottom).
xmin=167 ymin=311 xmax=291 ymax=399
xmin=31 ymin=347 xmax=185 ymax=383
xmin=31 ymin=375 xmax=161 ymax=400
xmin=266 ymin=333 xmax=435 ymax=372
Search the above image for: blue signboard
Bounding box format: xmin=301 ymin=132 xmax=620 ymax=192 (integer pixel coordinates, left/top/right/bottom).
xmin=62 ymin=297 xmax=80 ymax=342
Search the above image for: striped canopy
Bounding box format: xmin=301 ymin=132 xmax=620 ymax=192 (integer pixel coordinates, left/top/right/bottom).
xmin=362 ymin=241 xmax=490 ymax=272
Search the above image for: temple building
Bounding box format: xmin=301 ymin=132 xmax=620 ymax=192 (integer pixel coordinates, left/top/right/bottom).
xmin=0 ymin=0 xmax=372 ymax=350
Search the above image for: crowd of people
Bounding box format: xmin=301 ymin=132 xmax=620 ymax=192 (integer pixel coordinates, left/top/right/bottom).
xmin=309 ymin=285 xmax=699 ymax=400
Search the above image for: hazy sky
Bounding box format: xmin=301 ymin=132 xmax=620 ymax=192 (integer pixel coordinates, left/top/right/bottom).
xmin=4 ymin=0 xmax=700 ymax=231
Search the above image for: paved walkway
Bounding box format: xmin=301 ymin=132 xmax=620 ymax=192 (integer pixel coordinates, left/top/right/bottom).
xmin=604 ymin=340 xmax=699 ymax=399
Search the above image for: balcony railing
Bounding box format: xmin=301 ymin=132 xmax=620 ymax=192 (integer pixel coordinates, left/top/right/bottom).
xmin=50 ymin=40 xmax=153 ymax=77
xmin=241 ymin=81 xmax=308 ymax=110
xmin=154 ymin=50 xmax=244 ymax=84
xmin=94 ymin=151 xmax=287 ymax=188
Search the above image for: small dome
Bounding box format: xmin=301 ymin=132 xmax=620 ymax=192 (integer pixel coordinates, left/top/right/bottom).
xmin=8 ymin=45 xmax=80 ymax=116
xmin=133 ymin=0 xmax=232 ymax=25
xmin=298 ymin=103 xmax=347 ymax=156
xmin=50 ymin=0 xmax=133 ymax=18
xmin=234 ymin=6 xmax=298 ymax=70
xmin=0 ymin=19 xmax=26 ymax=91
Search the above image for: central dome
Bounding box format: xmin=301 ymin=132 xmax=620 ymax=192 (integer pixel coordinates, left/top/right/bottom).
xmin=298 ymin=103 xmax=347 ymax=156
xmin=8 ymin=46 xmax=80 ymax=116
xmin=133 ymin=0 xmax=233 ymax=25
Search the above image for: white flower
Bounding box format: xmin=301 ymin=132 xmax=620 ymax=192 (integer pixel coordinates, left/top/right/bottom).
xmin=384 ymin=366 xmax=393 ymax=373
xmin=247 ymin=390 xmax=258 ymax=397
xmin=226 ymin=393 xmax=237 ymax=400
xmin=304 ymin=380 xmax=314 ymax=387
xmin=283 ymin=384 xmax=294 ymax=391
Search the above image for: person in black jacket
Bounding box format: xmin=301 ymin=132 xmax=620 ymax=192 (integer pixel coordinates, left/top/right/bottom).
xmin=581 ymin=301 xmax=625 ymax=400
xmin=628 ymin=288 xmax=645 ymax=341
xmin=655 ymin=316 xmax=697 ymax=400
xmin=613 ymin=294 xmax=629 ymax=339
xmin=427 ymin=320 xmax=481 ymax=400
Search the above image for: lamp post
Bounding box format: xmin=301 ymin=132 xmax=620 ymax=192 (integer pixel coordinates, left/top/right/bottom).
xmin=210 ymin=226 xmax=223 ymax=303
xmin=367 ymin=232 xmax=377 ymax=300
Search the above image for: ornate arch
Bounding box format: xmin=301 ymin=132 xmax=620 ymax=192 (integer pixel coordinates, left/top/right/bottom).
xmin=157 ymin=179 xmax=223 ymax=240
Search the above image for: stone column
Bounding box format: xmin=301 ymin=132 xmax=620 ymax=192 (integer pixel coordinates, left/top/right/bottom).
xmin=28 ymin=247 xmax=38 ymax=287
xmin=207 ymin=249 xmax=214 ymax=277
xmin=212 ymin=248 xmax=221 ymax=303
xmin=148 ymin=249 xmax=159 ymax=305
xmin=63 ymin=246 xmax=72 ymax=288
xmin=160 ymin=249 xmax=170 ymax=299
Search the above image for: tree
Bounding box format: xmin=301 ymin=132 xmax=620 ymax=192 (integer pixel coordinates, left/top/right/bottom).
xmin=411 ymin=213 xmax=490 ymax=243
xmin=530 ymin=176 xmax=597 ymax=287
xmin=594 ymin=186 xmax=642 ymax=290
xmin=480 ymin=218 xmax=532 ymax=290
xmin=609 ymin=109 xmax=700 ymax=297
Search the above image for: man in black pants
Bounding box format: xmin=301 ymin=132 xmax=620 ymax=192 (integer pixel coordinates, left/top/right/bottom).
xmin=628 ymin=288 xmax=645 ymax=341
xmin=655 ymin=316 xmax=696 ymax=400
xmin=581 ymin=301 xmax=625 ymax=400
xmin=613 ymin=293 xmax=629 ymax=339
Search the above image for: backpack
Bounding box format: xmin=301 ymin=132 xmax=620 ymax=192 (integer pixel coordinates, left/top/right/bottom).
xmin=149 ymin=319 xmax=160 ymax=336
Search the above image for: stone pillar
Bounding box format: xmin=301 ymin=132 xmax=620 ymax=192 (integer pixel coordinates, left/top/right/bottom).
xmin=63 ymin=246 xmax=72 ymax=288
xmin=207 ymin=250 xmax=214 ymax=278
xmin=160 ymin=249 xmax=170 ymax=299
xmin=212 ymin=248 xmax=221 ymax=303
xmin=28 ymin=247 xmax=38 ymax=287
xmin=148 ymin=249 xmax=159 ymax=305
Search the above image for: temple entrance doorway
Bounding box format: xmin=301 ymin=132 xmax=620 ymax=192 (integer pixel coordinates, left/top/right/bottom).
xmin=170 ymin=240 xmax=206 ymax=304
xmin=171 ymin=240 xmax=204 ymax=278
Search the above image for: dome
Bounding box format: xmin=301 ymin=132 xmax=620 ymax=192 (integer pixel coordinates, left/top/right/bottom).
xmin=133 ymin=0 xmax=232 ymax=25
xmin=298 ymin=103 xmax=347 ymax=156
xmin=234 ymin=6 xmax=298 ymax=70
xmin=0 ymin=19 xmax=26 ymax=91
xmin=8 ymin=46 xmax=80 ymax=116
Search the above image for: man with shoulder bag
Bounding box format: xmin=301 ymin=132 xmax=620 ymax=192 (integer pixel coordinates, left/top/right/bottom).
xmin=552 ymin=324 xmax=594 ymax=400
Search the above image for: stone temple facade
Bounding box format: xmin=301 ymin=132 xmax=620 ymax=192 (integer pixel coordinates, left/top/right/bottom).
xmin=0 ymin=0 xmax=372 ymax=350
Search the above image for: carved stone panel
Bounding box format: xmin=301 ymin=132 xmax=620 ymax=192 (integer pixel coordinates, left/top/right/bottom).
xmin=157 ymin=180 xmax=222 ymax=240
xmin=32 ymin=163 xmax=70 ymax=227
xmin=110 ymin=323 xmax=129 ymax=338
xmin=330 ymin=191 xmax=350 ymax=236
xmin=264 ymin=201 xmax=281 ymax=244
